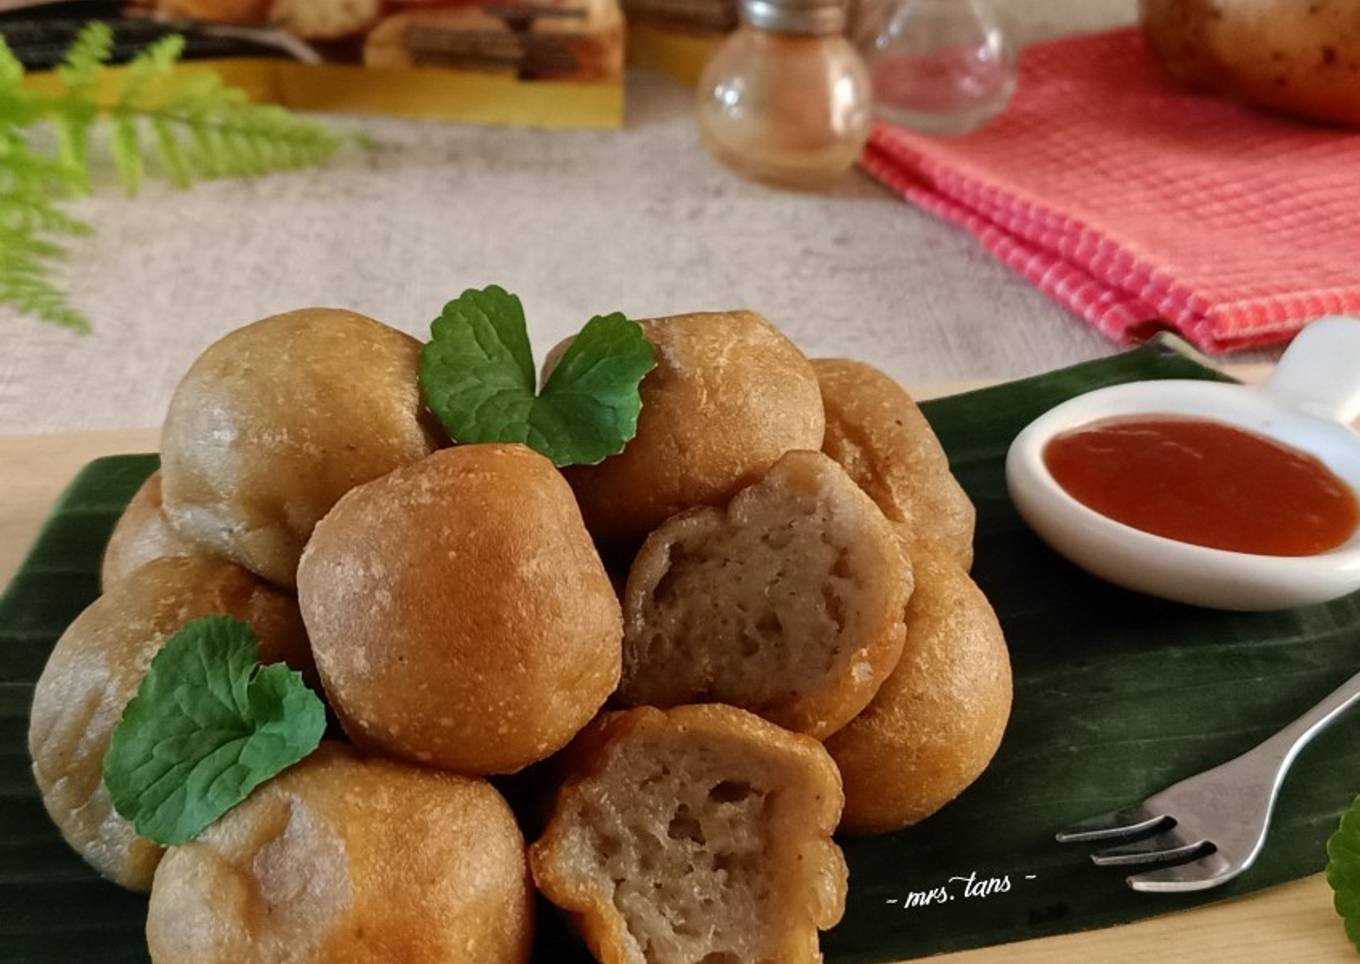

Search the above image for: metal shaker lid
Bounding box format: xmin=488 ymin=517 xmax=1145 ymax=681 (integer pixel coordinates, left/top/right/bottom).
xmin=739 ymin=0 xmax=847 ymax=35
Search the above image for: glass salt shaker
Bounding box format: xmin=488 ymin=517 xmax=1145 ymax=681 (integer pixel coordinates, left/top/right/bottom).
xmin=696 ymin=0 xmax=873 ymax=190
xmin=860 ymin=0 xmax=1016 ymax=135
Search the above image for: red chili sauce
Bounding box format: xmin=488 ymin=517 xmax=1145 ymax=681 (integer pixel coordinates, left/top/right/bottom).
xmin=1043 ymin=415 xmax=1359 ymax=557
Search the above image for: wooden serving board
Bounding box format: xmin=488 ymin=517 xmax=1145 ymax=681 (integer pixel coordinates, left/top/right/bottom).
xmin=1 ymin=382 xmax=1350 ymax=964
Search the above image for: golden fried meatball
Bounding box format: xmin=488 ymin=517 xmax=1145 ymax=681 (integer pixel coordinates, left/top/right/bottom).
xmin=160 ymin=308 xmax=442 ymax=588
xmin=559 ymin=310 xmax=825 ymax=547
xmin=27 ymin=557 xmax=311 ymax=891
xmin=101 ymin=471 xmax=206 ymax=588
xmin=620 ymin=450 xmax=909 ymax=740
xmin=297 ymin=444 xmax=622 ymax=774
xmin=147 ymin=743 xmax=533 ymax=963
xmin=825 ymin=548 xmax=1012 ymax=834
xmin=815 ymin=358 xmax=975 ymax=570
xmin=531 ymin=705 xmax=846 ymax=964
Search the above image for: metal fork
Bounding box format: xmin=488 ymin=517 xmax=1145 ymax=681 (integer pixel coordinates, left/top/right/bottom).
xmin=1056 ymin=668 xmax=1360 ymax=893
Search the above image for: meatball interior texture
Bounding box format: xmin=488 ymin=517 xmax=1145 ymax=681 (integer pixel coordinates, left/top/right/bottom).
xmin=298 ymin=444 xmax=622 ymax=775
xmin=826 ymin=548 xmax=1012 ymax=834
xmin=147 ymin=743 xmax=533 ymax=964
xmin=621 ymin=450 xmax=910 ymax=740
xmin=815 ymin=357 xmax=975 ymax=570
xmin=530 ymin=705 xmax=846 ymax=964
xmin=562 ymin=310 xmax=826 ymax=547
xmin=160 ymin=308 xmax=442 ymax=588
xmin=27 ymin=557 xmax=310 ymax=891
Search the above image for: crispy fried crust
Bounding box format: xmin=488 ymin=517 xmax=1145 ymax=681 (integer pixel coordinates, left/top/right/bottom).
xmin=101 ymin=471 xmax=205 ymax=588
xmin=147 ymin=743 xmax=533 ymax=963
xmin=530 ymin=705 xmax=847 ymax=964
xmin=620 ymin=450 xmax=909 ymax=739
xmin=561 ymin=310 xmax=825 ymax=548
xmin=161 ymin=308 xmax=442 ymax=588
xmin=825 ymin=548 xmax=1012 ymax=834
xmin=27 ymin=557 xmax=311 ymax=891
xmin=298 ymin=444 xmax=622 ymax=775
xmin=814 ymin=358 xmax=975 ymax=570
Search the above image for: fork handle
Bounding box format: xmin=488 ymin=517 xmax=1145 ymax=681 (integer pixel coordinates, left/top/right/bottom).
xmin=1248 ymin=668 xmax=1360 ymax=774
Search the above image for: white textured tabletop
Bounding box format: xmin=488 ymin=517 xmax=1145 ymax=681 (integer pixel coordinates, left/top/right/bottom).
xmin=0 ymin=0 xmax=1142 ymax=436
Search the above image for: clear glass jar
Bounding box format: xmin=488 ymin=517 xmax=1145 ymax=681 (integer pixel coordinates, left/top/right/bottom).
xmin=861 ymin=0 xmax=1016 ymax=135
xmin=697 ymin=21 xmax=872 ymax=190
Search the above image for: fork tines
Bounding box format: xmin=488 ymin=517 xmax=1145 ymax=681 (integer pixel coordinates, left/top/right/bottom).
xmin=1056 ymin=805 xmax=1231 ymax=892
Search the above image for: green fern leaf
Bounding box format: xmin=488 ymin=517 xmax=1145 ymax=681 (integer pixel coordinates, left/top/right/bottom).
xmin=0 ymin=39 xmax=38 ymax=132
xmin=0 ymin=37 xmax=23 ymax=90
xmin=0 ymin=190 xmax=90 ymax=236
xmin=120 ymin=34 xmax=184 ymax=106
xmin=111 ymin=113 xmax=143 ymax=194
xmin=151 ymin=116 xmax=191 ymax=188
xmin=2 ymin=22 xmax=351 ymax=331
xmin=59 ymin=22 xmax=113 ymax=80
xmin=55 ymin=22 xmax=113 ymax=187
xmin=0 ymin=229 xmax=89 ymax=332
xmin=188 ymin=118 xmax=222 ymax=179
xmin=110 ymin=34 xmax=184 ymax=193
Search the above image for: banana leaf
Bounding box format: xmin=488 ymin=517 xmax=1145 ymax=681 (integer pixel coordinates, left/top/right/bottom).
xmin=2 ymin=338 xmax=1356 ymax=963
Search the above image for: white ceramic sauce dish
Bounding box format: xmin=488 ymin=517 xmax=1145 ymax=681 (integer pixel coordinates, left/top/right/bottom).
xmin=1006 ymin=316 xmax=1360 ymax=611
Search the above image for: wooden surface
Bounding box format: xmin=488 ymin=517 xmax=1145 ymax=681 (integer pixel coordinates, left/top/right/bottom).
xmin=1 ymin=411 xmax=1353 ymax=962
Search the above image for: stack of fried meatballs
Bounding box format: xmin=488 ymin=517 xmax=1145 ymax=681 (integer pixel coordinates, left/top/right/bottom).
xmin=28 ymin=306 xmax=1012 ymax=964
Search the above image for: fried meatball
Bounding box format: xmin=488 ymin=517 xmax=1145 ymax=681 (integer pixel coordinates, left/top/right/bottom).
xmin=619 ymin=450 xmax=909 ymax=740
xmin=530 ymin=705 xmax=846 ymax=964
xmin=297 ymin=444 xmax=622 ymax=774
xmin=27 ymin=557 xmax=311 ymax=891
xmin=147 ymin=743 xmax=533 ymax=963
xmin=825 ymin=548 xmax=1012 ymax=834
xmin=559 ymin=310 xmax=825 ymax=547
xmin=815 ymin=358 xmax=975 ymax=569
xmin=101 ymin=470 xmax=205 ymax=588
xmin=160 ymin=308 xmax=442 ymax=588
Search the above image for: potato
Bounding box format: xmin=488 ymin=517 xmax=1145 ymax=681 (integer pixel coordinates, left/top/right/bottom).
xmin=27 ymin=557 xmax=311 ymax=891
xmin=530 ymin=705 xmax=846 ymax=964
xmin=100 ymin=471 xmax=204 ymax=588
xmin=815 ymin=358 xmax=975 ymax=570
xmin=147 ymin=743 xmax=533 ymax=964
xmin=297 ymin=444 xmax=622 ymax=774
xmin=619 ymin=451 xmax=910 ymax=739
xmin=160 ymin=308 xmax=442 ymax=588
xmin=1142 ymin=0 xmax=1360 ymax=125
xmin=825 ymin=548 xmax=1012 ymax=834
xmin=559 ymin=310 xmax=825 ymax=547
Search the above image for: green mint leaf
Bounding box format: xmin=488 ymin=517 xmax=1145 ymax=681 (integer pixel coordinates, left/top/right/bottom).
xmin=1328 ymin=795 xmax=1360 ymax=950
xmin=420 ymin=287 xmax=657 ymax=467
xmin=102 ymin=615 xmax=325 ymax=845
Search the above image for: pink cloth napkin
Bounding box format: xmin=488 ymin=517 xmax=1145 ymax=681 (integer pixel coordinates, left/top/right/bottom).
xmin=862 ymin=28 xmax=1360 ymax=352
